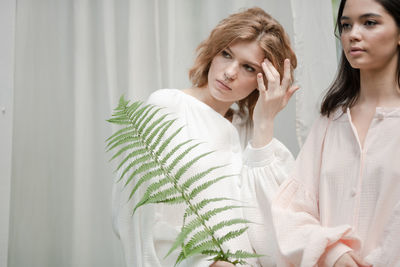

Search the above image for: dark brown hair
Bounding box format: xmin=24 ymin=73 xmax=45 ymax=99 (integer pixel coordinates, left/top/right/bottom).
xmin=321 ymin=0 xmax=400 ymax=117
xmin=189 ymin=7 xmax=297 ymax=121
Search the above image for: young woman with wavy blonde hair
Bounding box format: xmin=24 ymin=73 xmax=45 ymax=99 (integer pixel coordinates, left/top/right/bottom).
xmin=113 ymin=7 xmax=298 ymax=267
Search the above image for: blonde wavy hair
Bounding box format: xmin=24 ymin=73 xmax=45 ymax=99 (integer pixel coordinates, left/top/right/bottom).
xmin=189 ymin=7 xmax=297 ymax=121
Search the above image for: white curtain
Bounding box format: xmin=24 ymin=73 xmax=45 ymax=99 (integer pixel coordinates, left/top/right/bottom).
xmin=7 ymin=0 xmax=336 ymax=266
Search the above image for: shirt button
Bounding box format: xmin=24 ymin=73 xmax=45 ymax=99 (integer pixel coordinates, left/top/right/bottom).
xmin=351 ymin=188 xmax=357 ymax=197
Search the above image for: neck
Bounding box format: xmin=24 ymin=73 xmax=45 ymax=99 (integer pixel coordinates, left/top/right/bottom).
xmin=184 ymin=86 xmax=233 ymax=116
xmin=358 ymin=59 xmax=400 ymax=107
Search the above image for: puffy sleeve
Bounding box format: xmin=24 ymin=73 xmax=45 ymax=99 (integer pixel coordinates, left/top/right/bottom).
xmin=240 ymin=138 xmax=295 ymax=266
xmin=271 ymin=116 xmax=360 ymax=267
xmin=364 ymin=201 xmax=400 ymax=267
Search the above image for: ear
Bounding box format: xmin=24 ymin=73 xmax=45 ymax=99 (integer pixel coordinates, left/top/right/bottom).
xmin=398 ymin=32 xmax=400 ymax=46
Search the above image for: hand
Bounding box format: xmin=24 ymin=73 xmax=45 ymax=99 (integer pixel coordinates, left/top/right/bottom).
xmin=209 ymin=261 xmax=235 ymax=267
xmin=334 ymin=252 xmax=372 ymax=267
xmin=251 ymin=58 xmax=299 ymax=147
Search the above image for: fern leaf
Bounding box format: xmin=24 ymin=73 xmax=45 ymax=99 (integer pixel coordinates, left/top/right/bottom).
xmin=137 ymin=106 xmax=162 ymax=134
xmin=109 ymin=141 xmax=142 ymax=161
xmin=156 ymin=125 xmax=184 ymax=156
xmin=183 ymin=229 xmax=212 ymax=251
xmin=106 ymin=128 xmax=137 ymax=146
xmin=125 ymin=100 xmax=143 ymax=118
xmin=141 ymin=176 xmax=171 ymax=200
xmin=210 ymin=219 xmax=251 ymax=235
xmin=128 ymin=161 xmax=158 ymax=179
xmin=150 ymin=120 xmax=177 ymax=152
xmin=144 ymin=118 xmax=171 ymax=146
xmin=168 ymin=143 xmax=202 ymax=172
xmin=117 ymin=149 xmax=149 ymax=173
xmin=106 ymin=135 xmax=139 ymax=151
xmin=134 ymin=186 xmax=180 ymax=212
xmin=160 ymin=139 xmax=193 ymax=165
xmin=224 ymin=250 xmax=263 ymax=259
xmin=182 ymin=239 xmax=218 ymax=259
xmin=166 ymin=214 xmax=205 ymax=257
xmin=200 ymin=205 xmax=244 ymax=222
xmin=143 ymin=110 xmax=169 ymax=140
xmin=217 ymin=227 xmax=249 ymax=245
xmin=157 ymin=196 xmax=185 ymax=205
xmin=106 ymin=117 xmax=130 ymax=125
xmin=106 ymin=125 xmax=134 ymax=142
xmin=184 ymin=198 xmax=233 ymax=217
xmin=181 ymin=165 xmax=227 ymax=190
xmin=128 ymin=167 xmax=163 ymax=200
xmin=118 ymin=149 xmax=149 ymax=178
xmin=133 ymin=105 xmax=155 ymax=131
xmin=174 ymin=151 xmax=215 ymax=181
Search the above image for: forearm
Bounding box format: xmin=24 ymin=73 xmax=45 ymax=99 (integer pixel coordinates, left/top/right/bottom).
xmin=251 ymin=119 xmax=274 ymax=148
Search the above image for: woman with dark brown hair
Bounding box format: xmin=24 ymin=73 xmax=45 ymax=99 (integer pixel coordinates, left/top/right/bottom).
xmin=272 ymin=0 xmax=400 ymax=266
xmin=113 ymin=7 xmax=298 ymax=266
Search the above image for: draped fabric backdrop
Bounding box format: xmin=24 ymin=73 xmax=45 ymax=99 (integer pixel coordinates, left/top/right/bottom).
xmin=3 ymin=0 xmax=336 ymax=266
xmin=0 ymin=1 xmax=15 ymax=267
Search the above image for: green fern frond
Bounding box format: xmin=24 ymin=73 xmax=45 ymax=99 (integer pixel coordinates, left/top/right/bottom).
xmin=182 ymin=239 xmax=217 ymax=258
xmin=129 ymin=168 xmax=164 ymax=199
xmin=174 ymin=151 xmax=215 ymax=181
xmin=167 ymin=143 xmax=202 ymax=172
xmin=106 ymin=125 xmax=134 ymax=142
xmin=181 ymin=165 xmax=228 ymax=190
xmin=110 ymin=141 xmax=142 ymax=161
xmin=107 ymin=135 xmax=138 ymax=151
xmin=184 ymin=198 xmax=233 ymax=217
xmin=117 ymin=151 xmax=149 ymax=173
xmin=224 ymin=250 xmax=264 ymax=259
xmin=158 ymin=196 xmax=185 ymax=205
xmin=217 ymin=227 xmax=249 ymax=245
xmin=160 ymin=139 xmax=194 ymax=165
xmin=106 ymin=97 xmax=259 ymax=266
xmin=149 ymin=120 xmax=176 ymax=151
xmin=156 ymin=125 xmax=184 ymax=156
xmin=134 ymin=186 xmax=180 ymax=212
xmin=210 ymin=219 xmax=252 ymax=234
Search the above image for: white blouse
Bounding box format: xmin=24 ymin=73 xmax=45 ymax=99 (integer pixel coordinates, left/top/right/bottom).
xmin=112 ymin=89 xmax=294 ymax=267
xmin=272 ymin=107 xmax=400 ymax=267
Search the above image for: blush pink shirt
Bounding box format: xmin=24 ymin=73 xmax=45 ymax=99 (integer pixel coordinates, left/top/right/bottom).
xmin=272 ymin=107 xmax=400 ymax=267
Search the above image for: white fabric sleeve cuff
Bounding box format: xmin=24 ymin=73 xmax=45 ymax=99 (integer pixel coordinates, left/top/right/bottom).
xmin=244 ymin=138 xmax=280 ymax=167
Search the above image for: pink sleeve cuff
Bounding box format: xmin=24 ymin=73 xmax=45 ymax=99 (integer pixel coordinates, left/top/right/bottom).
xmin=320 ymin=242 xmax=353 ymax=267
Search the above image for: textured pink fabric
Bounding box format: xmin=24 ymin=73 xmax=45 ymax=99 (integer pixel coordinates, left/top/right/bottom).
xmin=272 ymin=107 xmax=400 ymax=267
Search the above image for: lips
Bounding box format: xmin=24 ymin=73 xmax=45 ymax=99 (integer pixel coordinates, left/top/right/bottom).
xmin=216 ymin=80 xmax=232 ymax=91
xmin=349 ymin=46 xmax=366 ymax=55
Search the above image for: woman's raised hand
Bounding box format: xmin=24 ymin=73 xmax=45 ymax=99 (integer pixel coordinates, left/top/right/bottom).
xmin=252 ymin=58 xmax=299 ymax=147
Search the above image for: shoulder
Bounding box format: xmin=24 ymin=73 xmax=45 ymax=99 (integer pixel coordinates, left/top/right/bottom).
xmin=146 ymin=89 xmax=184 ymax=107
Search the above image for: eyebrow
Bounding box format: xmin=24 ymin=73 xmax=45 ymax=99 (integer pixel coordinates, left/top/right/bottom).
xmin=226 ymin=47 xmax=262 ymax=69
xmin=340 ymin=13 xmax=382 ymax=21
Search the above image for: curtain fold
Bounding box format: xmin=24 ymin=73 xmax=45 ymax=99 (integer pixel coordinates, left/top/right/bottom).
xmin=8 ymin=1 xmax=336 ymax=266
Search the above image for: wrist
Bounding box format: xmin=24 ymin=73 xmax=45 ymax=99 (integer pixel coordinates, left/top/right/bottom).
xmin=252 ymin=123 xmax=274 ymax=148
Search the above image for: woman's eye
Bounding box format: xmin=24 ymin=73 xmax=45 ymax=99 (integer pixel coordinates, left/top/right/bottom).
xmin=364 ymin=20 xmax=377 ymax=26
xmin=341 ymin=23 xmax=351 ymax=30
xmin=221 ymin=50 xmax=231 ymax=59
xmin=243 ymin=64 xmax=255 ymax=72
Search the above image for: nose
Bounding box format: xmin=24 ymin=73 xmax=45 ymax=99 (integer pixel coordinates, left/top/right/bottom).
xmin=224 ymin=61 xmax=238 ymax=81
xmin=349 ymin=24 xmax=362 ymax=42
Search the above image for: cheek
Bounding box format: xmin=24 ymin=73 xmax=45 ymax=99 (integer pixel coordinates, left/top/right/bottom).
xmin=239 ymin=77 xmax=257 ymax=95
